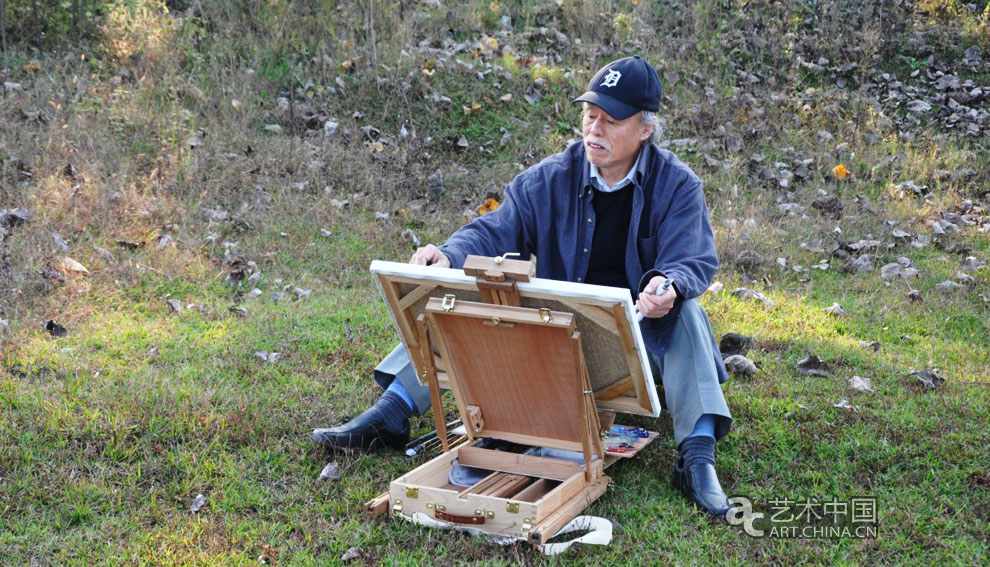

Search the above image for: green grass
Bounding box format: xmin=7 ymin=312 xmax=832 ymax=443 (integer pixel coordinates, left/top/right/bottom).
xmin=1 ymin=0 xmax=988 ymax=565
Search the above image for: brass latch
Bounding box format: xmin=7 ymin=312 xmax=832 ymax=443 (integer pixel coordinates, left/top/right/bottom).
xmin=539 ymin=308 xmax=552 ymax=323
xmin=521 ymin=517 xmax=533 ymax=533
xmin=405 ymin=486 xmax=419 ymax=498
xmin=441 ymin=294 xmax=456 ymax=312
xmin=391 ymin=499 xmax=403 ymax=517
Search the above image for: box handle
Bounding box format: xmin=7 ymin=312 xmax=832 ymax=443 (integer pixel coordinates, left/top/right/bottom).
xmin=435 ymin=509 xmax=487 ymax=525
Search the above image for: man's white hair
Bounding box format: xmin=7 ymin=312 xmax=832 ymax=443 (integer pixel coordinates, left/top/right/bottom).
xmin=639 ymin=111 xmax=663 ymax=145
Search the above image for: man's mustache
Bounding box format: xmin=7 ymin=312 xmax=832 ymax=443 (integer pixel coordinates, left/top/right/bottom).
xmin=584 ymin=136 xmax=612 ymax=151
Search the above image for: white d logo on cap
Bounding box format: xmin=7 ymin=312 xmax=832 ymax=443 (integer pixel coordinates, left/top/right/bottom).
xmin=600 ymin=69 xmax=621 ymax=88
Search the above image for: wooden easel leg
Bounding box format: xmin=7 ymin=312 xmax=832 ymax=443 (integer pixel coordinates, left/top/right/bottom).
xmin=417 ymin=313 xmax=449 ymax=450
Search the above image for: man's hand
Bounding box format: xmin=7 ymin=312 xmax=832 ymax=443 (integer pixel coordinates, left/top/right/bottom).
xmin=636 ymin=275 xmax=677 ymax=319
xmin=409 ymin=244 xmax=451 ymax=267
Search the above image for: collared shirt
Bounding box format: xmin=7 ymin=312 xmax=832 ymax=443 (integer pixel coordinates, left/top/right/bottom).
xmin=588 ymin=147 xmax=643 ymax=193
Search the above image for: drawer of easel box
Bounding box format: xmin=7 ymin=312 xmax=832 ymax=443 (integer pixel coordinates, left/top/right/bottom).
xmin=388 ymin=441 xmax=609 ymax=544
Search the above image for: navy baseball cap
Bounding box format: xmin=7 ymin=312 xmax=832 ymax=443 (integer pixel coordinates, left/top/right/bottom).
xmin=572 ymin=55 xmax=662 ymax=120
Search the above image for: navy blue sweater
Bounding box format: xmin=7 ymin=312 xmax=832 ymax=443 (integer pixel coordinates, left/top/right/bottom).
xmin=439 ymin=141 xmax=728 ymax=383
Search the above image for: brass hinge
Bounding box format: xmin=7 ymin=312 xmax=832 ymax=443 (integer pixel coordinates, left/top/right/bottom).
xmin=506 ymin=502 xmax=520 ymax=513
xmin=405 ymin=486 xmax=419 ymax=498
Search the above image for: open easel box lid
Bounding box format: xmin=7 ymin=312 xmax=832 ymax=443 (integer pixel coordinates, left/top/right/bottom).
xmin=370 ymin=258 xmax=660 ymax=418
xmin=422 ymin=295 xmax=602 ymax=454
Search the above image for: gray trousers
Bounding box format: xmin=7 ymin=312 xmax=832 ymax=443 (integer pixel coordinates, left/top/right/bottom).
xmin=374 ymin=298 xmax=731 ymax=447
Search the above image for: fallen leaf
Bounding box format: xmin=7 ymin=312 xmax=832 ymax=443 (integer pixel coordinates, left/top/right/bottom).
xmin=731 ymin=288 xmax=775 ymax=308
xmin=401 ymin=229 xmax=421 ymax=248
xmin=45 ymin=320 xmax=67 ymax=337
xmin=341 ymin=547 xmax=364 ymax=563
xmin=60 ymin=257 xmax=89 ymax=275
xmin=319 ymin=462 xmax=344 ymax=482
xmin=719 ymin=333 xmax=753 ymax=357
xmin=723 ymin=354 xmax=757 ymax=377
xmin=823 ymin=302 xmax=847 ymax=317
xmin=255 ymin=351 xmax=280 ymax=363
xmin=477 ymin=198 xmax=499 ymax=216
xmin=848 ymin=375 xmax=874 ymax=393
xmin=93 ymin=245 xmax=116 ymax=263
xmin=832 ymin=398 xmax=856 ymax=411
xmin=796 ymin=355 xmax=829 ymax=376
xmin=908 ymin=368 xmax=945 ymax=390
xmin=22 ymin=59 xmax=41 ymax=72
xmin=811 ymin=195 xmax=843 ymax=218
xmin=258 ymin=544 xmax=277 ymax=565
xmin=463 ymin=102 xmax=482 ymax=115
xmin=185 ymin=131 xmax=205 ymax=148
xmin=190 ymin=493 xmax=207 ymax=513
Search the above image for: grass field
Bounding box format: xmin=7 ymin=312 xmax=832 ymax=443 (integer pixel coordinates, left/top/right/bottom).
xmin=1 ymin=1 xmax=988 ymax=565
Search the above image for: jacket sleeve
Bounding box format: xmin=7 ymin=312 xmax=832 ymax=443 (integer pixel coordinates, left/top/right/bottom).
xmin=437 ymin=173 xmax=539 ymax=269
xmin=637 ymin=176 xmax=718 ymax=300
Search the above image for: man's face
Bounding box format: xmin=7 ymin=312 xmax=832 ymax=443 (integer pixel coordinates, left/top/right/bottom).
xmin=581 ymin=104 xmax=652 ymax=178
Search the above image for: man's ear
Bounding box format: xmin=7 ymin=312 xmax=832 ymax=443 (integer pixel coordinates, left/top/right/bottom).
xmin=639 ymin=123 xmax=654 ymax=143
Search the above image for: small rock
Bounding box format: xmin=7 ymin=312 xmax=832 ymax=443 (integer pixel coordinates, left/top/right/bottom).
xmin=856 ymin=340 xmax=881 ymax=351
xmin=907 ymin=289 xmax=923 ymax=302
xmin=935 ymin=280 xmax=964 ymax=291
xmin=705 ymin=281 xmax=724 ymax=294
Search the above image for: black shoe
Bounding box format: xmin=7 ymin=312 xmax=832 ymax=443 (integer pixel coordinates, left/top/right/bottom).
xmin=671 ymin=436 xmax=730 ymax=518
xmin=312 ymin=391 xmax=411 ymax=450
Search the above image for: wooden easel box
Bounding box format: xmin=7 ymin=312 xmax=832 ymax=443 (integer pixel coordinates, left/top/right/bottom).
xmin=366 ymin=259 xmax=661 ymax=544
